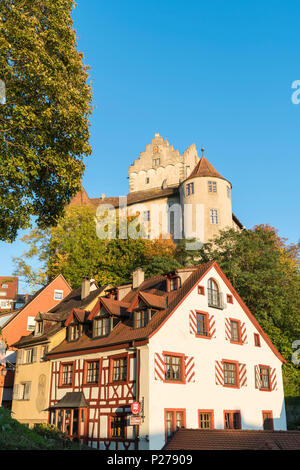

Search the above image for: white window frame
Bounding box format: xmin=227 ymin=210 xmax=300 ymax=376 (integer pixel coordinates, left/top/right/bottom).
xmin=54 ymin=289 xmax=63 ymax=301
xmin=210 ymin=209 xmax=218 ymax=224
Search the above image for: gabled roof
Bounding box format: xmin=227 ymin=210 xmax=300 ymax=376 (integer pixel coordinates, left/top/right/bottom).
xmin=185 ymin=156 xmax=231 ymax=185
xmin=47 ymin=261 xmax=285 ymax=364
xmin=163 ymin=429 xmax=300 ymax=450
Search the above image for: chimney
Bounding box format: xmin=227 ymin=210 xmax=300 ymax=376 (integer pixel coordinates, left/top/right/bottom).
xmin=81 ymin=277 xmax=90 ymax=300
xmin=132 ymin=268 xmax=144 ymax=289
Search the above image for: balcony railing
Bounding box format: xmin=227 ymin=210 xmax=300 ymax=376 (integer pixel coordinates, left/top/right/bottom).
xmin=207 ymin=289 xmax=225 ymax=309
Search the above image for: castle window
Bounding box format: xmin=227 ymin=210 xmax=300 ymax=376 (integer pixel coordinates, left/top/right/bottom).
xmin=153 ymin=158 xmax=160 ymax=167
xmin=208 ymin=181 xmax=217 ymax=193
xmin=146 ymin=177 xmax=150 ymax=184
xmin=210 ymin=209 xmax=218 ymax=224
xmin=186 ymin=182 xmax=194 ymax=196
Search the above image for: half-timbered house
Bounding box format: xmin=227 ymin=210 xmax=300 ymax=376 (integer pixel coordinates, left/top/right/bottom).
xmin=46 ymin=262 xmax=287 ymax=450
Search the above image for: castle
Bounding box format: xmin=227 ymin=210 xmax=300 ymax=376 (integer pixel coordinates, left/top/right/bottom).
xmin=71 ymin=133 xmax=243 ymax=244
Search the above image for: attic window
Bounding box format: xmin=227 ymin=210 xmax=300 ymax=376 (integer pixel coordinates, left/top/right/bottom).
xmin=68 ymin=323 xmax=82 ymax=342
xmin=169 ymin=277 xmax=181 ymax=292
xmin=35 ymin=321 xmax=43 ymax=336
xmin=93 ymin=317 xmax=111 ymax=338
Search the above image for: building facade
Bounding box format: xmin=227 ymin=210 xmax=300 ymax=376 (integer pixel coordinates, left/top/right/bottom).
xmin=41 ymin=263 xmax=286 ymax=450
xmin=70 ymin=133 xmax=244 ymax=245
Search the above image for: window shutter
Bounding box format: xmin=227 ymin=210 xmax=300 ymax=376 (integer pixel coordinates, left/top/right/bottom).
xmin=32 ymin=348 xmax=37 ymax=363
xmin=215 ymin=361 xmax=224 ymax=386
xmin=241 ymin=322 xmax=247 ymax=344
xmin=255 ymin=365 xmax=261 ymax=389
xmin=189 ymin=311 xmax=197 ymax=335
xmin=208 ymin=314 xmax=216 ymax=338
xmin=239 ymin=363 xmax=247 ymax=387
xmin=24 ymin=382 xmax=31 ymax=400
xmin=13 ymin=384 xmax=19 ymax=400
xmin=270 ymin=368 xmax=278 ymax=391
xmin=225 ymin=318 xmax=231 ymax=341
xmin=154 ymin=353 xmax=165 ymax=381
xmin=16 ymin=350 xmax=23 ymax=365
xmin=185 ymin=356 xmax=195 ymax=383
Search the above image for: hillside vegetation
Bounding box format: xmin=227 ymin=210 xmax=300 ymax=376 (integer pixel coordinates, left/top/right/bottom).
xmin=0 ymin=407 xmax=89 ymax=450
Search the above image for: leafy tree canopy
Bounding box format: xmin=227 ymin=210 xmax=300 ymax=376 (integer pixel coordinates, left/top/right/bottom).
xmin=0 ymin=0 xmax=92 ymax=241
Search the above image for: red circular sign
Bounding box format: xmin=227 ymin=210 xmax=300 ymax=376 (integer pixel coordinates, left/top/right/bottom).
xmin=131 ymin=402 xmax=141 ymax=415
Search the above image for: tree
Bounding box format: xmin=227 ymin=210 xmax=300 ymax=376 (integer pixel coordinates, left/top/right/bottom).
xmin=195 ymin=225 xmax=300 ymax=396
xmin=13 ymin=205 xmax=179 ymax=289
xmin=0 ymin=0 xmax=92 ymax=242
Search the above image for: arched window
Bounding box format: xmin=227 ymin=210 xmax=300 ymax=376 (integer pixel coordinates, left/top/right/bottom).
xmin=207 ymin=278 xmax=221 ymax=308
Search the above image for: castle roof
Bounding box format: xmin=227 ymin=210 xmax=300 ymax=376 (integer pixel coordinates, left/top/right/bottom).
xmin=185 ymin=155 xmax=231 ymax=186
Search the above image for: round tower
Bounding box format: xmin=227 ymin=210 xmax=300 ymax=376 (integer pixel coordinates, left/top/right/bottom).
xmin=179 ymin=149 xmax=233 ymax=245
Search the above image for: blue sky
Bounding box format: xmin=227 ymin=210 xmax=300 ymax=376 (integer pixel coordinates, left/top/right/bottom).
xmin=1 ymin=0 xmax=300 ymax=292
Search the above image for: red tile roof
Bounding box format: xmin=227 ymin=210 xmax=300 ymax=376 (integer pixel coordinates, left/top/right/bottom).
xmin=164 ymin=429 xmax=300 ymax=450
xmin=185 ymin=156 xmax=230 ymax=185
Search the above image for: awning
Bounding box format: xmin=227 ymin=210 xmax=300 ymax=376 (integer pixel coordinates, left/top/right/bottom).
xmin=51 ymin=392 xmax=88 ymax=409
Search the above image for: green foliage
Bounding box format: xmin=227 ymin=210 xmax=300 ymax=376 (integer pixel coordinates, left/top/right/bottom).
xmin=13 ymin=206 xmax=179 ymax=289
xmin=0 ymin=0 xmax=92 ymax=242
xmin=0 ymin=407 xmax=89 ymax=450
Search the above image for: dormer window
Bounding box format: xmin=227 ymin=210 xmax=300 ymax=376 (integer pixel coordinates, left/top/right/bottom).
xmin=93 ymin=316 xmax=111 ymax=338
xmin=68 ymin=323 xmax=82 ymax=342
xmin=134 ymin=309 xmax=156 ymax=329
xmin=169 ymin=276 xmax=181 ymax=292
xmin=35 ymin=321 xmax=43 ymax=336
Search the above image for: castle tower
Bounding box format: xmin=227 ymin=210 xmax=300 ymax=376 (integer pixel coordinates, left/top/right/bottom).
xmin=128 ymin=133 xmax=199 ymax=193
xmin=179 ymin=149 xmax=233 ymax=244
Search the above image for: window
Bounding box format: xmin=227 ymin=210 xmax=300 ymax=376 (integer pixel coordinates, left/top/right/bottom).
xmin=110 ymin=415 xmax=126 ymax=439
xmin=19 ymin=382 xmax=31 ymax=400
xmin=0 ymin=300 xmax=12 ymax=309
xmin=207 ymin=278 xmax=223 ymax=308
xmin=135 ymin=310 xmax=149 ymax=328
xmin=170 ymin=277 xmax=180 ymax=291
xmin=111 ymin=356 xmax=127 ymax=382
xmin=199 ymin=410 xmax=214 ymax=429
xmin=260 ymin=366 xmax=271 ymax=390
xmin=153 ymin=158 xmax=160 ymax=166
xmin=226 ymin=294 xmax=233 ymax=304
xmin=54 ymin=289 xmax=63 ymax=301
xmin=224 ymin=411 xmax=241 ymax=429
xmin=85 ymin=360 xmax=99 ymax=384
xmin=198 ymin=285 xmax=205 ymax=295
xmin=93 ymin=317 xmax=110 ymax=337
xmin=68 ymin=324 xmax=81 ymax=342
xmin=146 ymin=177 xmax=150 ymax=184
xmin=196 ymin=312 xmax=208 ymax=337
xmin=25 ymin=348 xmax=37 ymax=364
xmin=186 ymin=182 xmax=194 ymax=196
xmin=223 ymin=362 xmax=238 ymax=387
xmin=27 ymin=316 xmax=36 ymax=331
xmin=210 ymin=209 xmax=218 ymax=224
xmin=254 ymin=333 xmax=261 ymax=347
xmin=40 ymin=345 xmax=48 ymax=361
xmin=164 ymin=355 xmax=183 ymax=382
xmin=208 ymin=181 xmax=217 ymax=193
xmin=262 ymin=411 xmax=274 ymax=430
xmin=143 ymin=210 xmax=150 ymax=222
xmin=60 ymin=363 xmax=73 ymax=386
xmin=165 ymin=410 xmax=185 ymax=441
xmin=35 ymin=321 xmax=43 ymax=336
xmin=2 ymin=284 xmax=8 ymax=289
xmin=230 ymin=320 xmax=241 ymax=343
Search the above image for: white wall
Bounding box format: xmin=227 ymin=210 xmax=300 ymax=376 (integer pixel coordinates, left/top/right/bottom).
xmin=147 ymin=266 xmax=286 ymax=450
